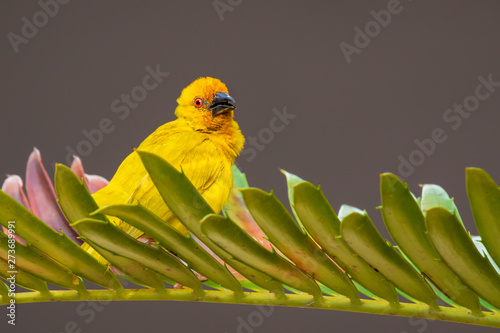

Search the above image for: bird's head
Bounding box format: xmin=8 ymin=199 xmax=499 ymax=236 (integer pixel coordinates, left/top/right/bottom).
xmin=175 ymin=77 xmax=237 ymax=132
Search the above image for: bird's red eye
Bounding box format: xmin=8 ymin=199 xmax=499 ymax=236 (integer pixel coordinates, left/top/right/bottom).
xmin=194 ymin=98 xmax=203 ymax=108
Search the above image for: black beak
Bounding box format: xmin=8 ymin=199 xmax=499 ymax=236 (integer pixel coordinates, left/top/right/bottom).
xmin=208 ymin=92 xmax=236 ymax=117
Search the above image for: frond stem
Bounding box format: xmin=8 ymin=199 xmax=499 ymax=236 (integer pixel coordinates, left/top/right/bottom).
xmin=3 ymin=289 xmax=500 ymax=328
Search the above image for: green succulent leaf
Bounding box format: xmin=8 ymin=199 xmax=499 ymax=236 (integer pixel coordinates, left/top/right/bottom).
xmin=426 ymin=207 xmax=500 ymax=310
xmin=231 ymin=165 xmax=249 ymax=188
xmin=420 ymin=184 xmax=464 ymax=226
xmin=201 ymin=214 xmax=322 ymax=300
xmin=0 ymin=279 xmax=8 ymax=299
xmin=380 ymin=173 xmax=481 ymax=313
xmin=340 ymin=210 xmax=438 ymax=309
xmin=83 ymin=240 xmax=167 ymax=292
xmin=281 ymin=169 xmax=307 ymax=230
xmin=73 ymin=218 xmax=205 ymax=293
xmin=472 ymin=236 xmax=500 ymax=274
xmin=291 ymin=180 xmax=399 ymax=305
xmin=240 ymin=188 xmax=360 ymax=303
xmin=0 ymin=232 xmax=85 ymax=293
xmin=0 ymin=259 xmax=50 ymax=296
xmin=466 ymin=168 xmax=500 ymax=269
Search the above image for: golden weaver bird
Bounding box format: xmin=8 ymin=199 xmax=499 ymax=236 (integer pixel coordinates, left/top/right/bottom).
xmin=82 ymin=77 xmax=245 ymax=263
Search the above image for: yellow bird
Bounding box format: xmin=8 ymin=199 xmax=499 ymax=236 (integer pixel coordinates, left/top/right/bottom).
xmin=83 ymin=77 xmax=245 ymax=263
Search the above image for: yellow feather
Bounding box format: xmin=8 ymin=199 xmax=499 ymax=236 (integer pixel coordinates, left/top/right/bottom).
xmin=82 ymin=77 xmax=244 ymax=264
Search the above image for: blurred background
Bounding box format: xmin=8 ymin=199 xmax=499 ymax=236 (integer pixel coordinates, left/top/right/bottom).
xmin=1 ymin=0 xmax=500 ymax=332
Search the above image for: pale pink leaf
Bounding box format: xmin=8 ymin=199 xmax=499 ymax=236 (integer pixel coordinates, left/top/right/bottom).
xmin=25 ymin=148 xmax=82 ymax=244
xmin=70 ymin=156 xmax=89 ymax=190
xmin=85 ymin=174 xmax=109 ymax=194
xmin=1 ymin=175 xmax=27 ymax=244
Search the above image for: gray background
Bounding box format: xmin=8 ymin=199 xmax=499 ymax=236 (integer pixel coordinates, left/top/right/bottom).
xmin=1 ymin=0 xmax=500 ymax=332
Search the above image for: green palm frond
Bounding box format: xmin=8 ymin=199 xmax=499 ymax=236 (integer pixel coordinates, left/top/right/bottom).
xmin=1 ymin=152 xmax=500 ymax=328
